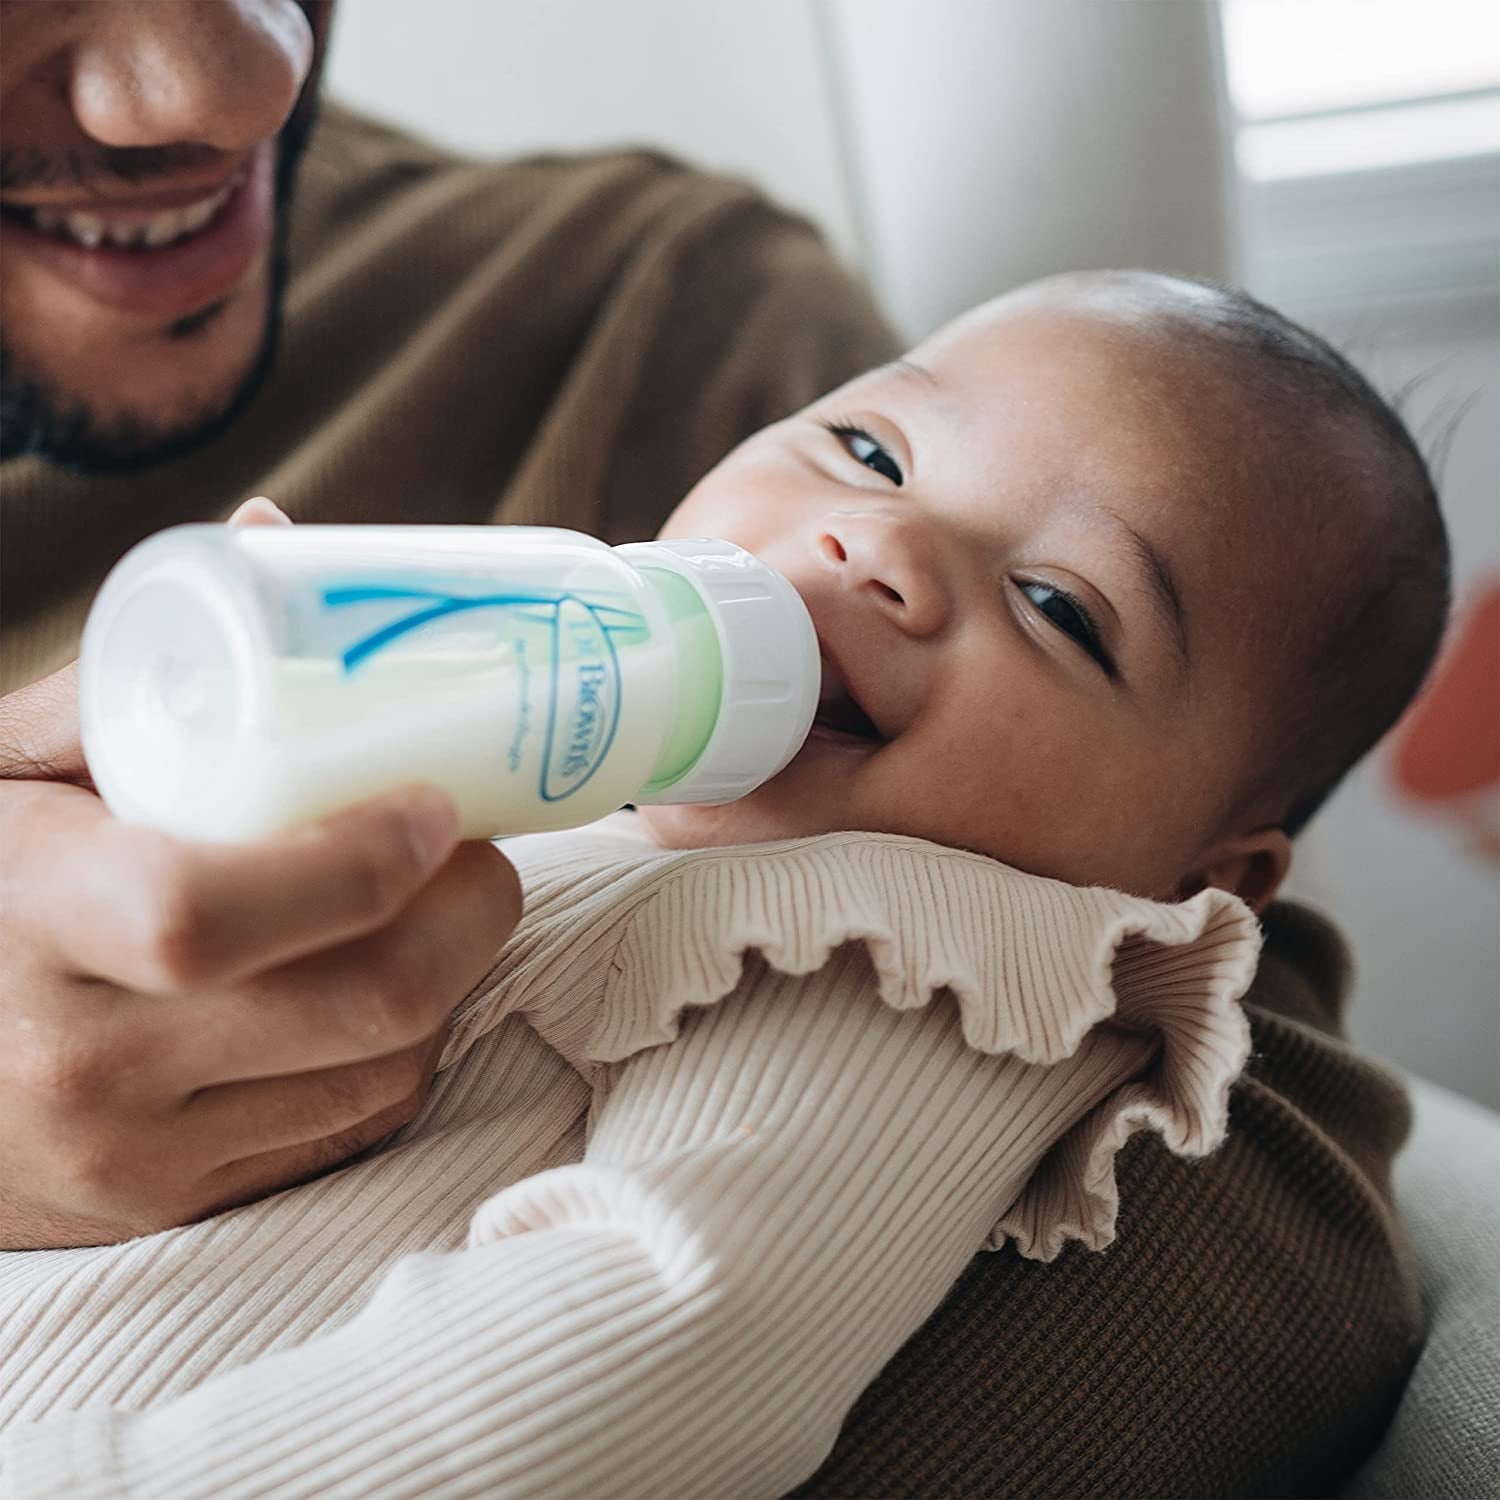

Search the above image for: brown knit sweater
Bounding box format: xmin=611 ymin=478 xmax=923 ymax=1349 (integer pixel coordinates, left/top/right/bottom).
xmin=0 ymin=105 xmax=1420 ymax=1497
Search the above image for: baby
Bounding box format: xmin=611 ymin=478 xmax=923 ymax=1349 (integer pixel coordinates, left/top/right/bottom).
xmin=639 ymin=268 xmax=1450 ymax=905
xmin=7 ymin=273 xmax=1449 ymax=1499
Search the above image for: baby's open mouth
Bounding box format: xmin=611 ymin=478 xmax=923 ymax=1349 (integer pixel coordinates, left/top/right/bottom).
xmin=811 ymin=655 xmax=885 ymax=744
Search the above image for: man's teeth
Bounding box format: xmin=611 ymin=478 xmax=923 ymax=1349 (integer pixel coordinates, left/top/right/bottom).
xmin=29 ymin=177 xmax=239 ymax=250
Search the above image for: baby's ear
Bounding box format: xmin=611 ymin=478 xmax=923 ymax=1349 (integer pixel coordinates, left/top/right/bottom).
xmin=1178 ymin=826 xmax=1292 ymax=914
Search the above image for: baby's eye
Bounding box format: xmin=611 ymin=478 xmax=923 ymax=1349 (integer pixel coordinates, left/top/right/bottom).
xmin=821 ymin=421 xmax=903 ymax=486
xmin=1018 ymin=581 xmax=1116 ymax=678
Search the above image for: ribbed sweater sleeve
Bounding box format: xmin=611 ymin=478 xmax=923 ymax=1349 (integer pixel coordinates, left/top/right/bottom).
xmin=0 ymin=830 xmax=1260 ymax=1499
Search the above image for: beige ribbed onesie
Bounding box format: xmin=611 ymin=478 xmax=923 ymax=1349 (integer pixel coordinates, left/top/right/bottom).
xmin=0 ymin=815 xmax=1260 ymax=1499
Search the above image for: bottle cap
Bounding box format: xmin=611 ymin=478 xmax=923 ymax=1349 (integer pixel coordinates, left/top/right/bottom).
xmin=618 ymin=538 xmax=819 ymax=804
xmin=79 ymin=527 xmax=271 ymax=838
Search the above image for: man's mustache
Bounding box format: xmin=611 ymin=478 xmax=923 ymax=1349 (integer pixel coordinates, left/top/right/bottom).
xmin=0 ymin=143 xmax=227 ymax=196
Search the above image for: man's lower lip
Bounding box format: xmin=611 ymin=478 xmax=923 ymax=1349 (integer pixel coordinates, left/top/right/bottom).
xmin=0 ymin=144 xmax=273 ymax=319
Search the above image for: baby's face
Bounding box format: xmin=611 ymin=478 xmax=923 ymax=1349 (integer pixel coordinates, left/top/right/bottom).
xmin=641 ymin=287 xmax=1301 ymax=902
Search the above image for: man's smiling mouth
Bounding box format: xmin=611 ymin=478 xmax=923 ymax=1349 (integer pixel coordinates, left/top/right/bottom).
xmin=2 ymin=171 xmax=245 ymax=250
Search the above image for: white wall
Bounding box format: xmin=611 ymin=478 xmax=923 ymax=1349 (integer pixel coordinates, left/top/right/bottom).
xmin=324 ymin=0 xmax=861 ymax=261
xmin=819 ymin=0 xmax=1234 ymax=337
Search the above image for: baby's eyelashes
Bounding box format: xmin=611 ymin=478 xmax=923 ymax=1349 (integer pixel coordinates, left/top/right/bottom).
xmin=1016 ymin=579 xmax=1117 ymax=678
xmin=820 ymin=420 xmax=904 ymax=486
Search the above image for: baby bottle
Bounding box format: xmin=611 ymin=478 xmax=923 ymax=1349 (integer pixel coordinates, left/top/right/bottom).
xmin=78 ymin=525 xmax=820 ymax=842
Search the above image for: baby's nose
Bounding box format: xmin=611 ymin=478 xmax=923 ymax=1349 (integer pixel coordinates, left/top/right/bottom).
xmin=817 ymin=513 xmax=950 ymax=637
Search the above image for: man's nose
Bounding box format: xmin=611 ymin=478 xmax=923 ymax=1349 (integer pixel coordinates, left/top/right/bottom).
xmin=816 ymin=512 xmax=951 ymax=637
xmin=69 ymin=0 xmax=314 ymax=154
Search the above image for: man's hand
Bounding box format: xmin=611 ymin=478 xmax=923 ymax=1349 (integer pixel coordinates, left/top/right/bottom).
xmin=0 ymin=503 xmax=521 ymax=1250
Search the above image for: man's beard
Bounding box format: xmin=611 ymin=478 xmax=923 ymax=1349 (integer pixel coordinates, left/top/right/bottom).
xmin=0 ymin=98 xmax=319 ymax=475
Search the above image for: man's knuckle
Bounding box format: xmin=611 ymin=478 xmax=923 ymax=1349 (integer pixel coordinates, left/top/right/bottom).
xmin=346 ymin=831 xmax=417 ymax=922
xmin=123 ymin=1203 xmax=193 ymax=1238
xmin=347 ymin=1047 xmax=424 ymax=1118
xmin=132 ymin=860 xmax=212 ymax=988
xmin=467 ymin=843 xmax=523 ymax=923
xmin=327 ymin=1056 xmax=402 ymax=1128
xmin=393 ymin=1043 xmax=430 ymax=1099
xmin=361 ymin=989 xmax=415 ymax=1054
xmin=298 ymin=1116 xmax=393 ymax=1177
xmin=348 ymin=1061 xmax=426 ymax=1138
xmin=292 ymin=1075 xmax=346 ymax=1133
xmin=21 ymin=1032 xmax=108 ymax=1104
xmin=339 ymin=946 xmax=426 ymax=1052
xmin=56 ymin=1136 xmax=121 ymax=1196
xmin=382 ymin=937 xmax=437 ymax=1028
xmin=365 ymin=1084 xmax=426 ymax=1139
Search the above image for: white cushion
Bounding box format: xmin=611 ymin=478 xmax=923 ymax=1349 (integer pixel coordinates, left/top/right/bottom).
xmin=1340 ymin=1075 xmax=1500 ymax=1498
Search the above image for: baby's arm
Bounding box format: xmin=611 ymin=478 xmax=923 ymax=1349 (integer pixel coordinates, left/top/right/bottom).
xmin=0 ymin=948 xmax=1142 ymax=1500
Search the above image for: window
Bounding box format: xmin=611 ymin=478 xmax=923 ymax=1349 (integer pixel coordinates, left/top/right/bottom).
xmin=1223 ymin=0 xmax=1499 ymax=118
xmin=1219 ymin=0 xmax=1500 ymax=323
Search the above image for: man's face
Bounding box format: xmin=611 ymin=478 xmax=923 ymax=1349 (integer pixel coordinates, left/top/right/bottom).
xmin=642 ymin=288 xmax=1304 ymax=901
xmin=0 ymin=1 xmax=327 ymax=469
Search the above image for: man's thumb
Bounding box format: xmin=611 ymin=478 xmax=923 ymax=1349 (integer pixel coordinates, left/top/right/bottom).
xmin=228 ymin=495 xmax=292 ymax=526
xmin=0 ymin=660 xmax=90 ymax=784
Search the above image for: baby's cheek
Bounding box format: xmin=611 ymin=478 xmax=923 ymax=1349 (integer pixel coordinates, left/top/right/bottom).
xmin=915 ymin=766 xmax=1054 ymax=868
xmin=883 ymin=720 xmax=1122 ymax=877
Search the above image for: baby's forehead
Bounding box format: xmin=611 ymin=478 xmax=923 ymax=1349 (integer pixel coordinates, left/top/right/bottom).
xmin=941 ymin=270 xmax=1230 ymax=339
xmin=906 ymin=291 xmax=1280 ymax=497
xmin=913 ymin=282 xmax=1231 ymax=398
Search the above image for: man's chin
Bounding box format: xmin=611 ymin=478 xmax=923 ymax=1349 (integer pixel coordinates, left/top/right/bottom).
xmin=0 ymin=277 xmax=284 ymax=475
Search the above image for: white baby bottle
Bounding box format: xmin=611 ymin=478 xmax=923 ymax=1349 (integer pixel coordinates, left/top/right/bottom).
xmin=78 ymin=525 xmax=820 ymax=842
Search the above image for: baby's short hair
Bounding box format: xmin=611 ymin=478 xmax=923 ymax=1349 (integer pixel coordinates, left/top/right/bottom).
xmin=1147 ymin=275 xmax=1451 ymax=836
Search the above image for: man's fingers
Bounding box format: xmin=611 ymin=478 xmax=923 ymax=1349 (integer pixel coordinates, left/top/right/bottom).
xmin=187 ymin=1027 xmax=451 ymax=1218
xmin=181 ymin=1030 xmax=442 ymax=1163
xmin=0 ymin=660 xmax=89 ymax=784
xmin=192 ymin=1065 xmax=442 ymax=1222
xmin=14 ymin=1025 xmax=447 ymax=1246
xmin=227 ymin=495 xmax=292 ymax=526
xmin=24 ymin=783 xmax=467 ymax=990
xmin=175 ymin=840 xmax=521 ymax=1082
